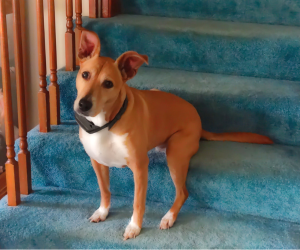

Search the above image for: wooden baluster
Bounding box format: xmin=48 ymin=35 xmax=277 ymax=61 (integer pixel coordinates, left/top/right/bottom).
xmin=4 ymin=0 xmax=12 ymax=14
xmin=36 ymin=0 xmax=51 ymax=132
xmin=75 ymin=0 xmax=82 ymax=66
xmin=48 ymin=0 xmax=60 ymax=125
xmin=0 ymin=0 xmax=21 ymax=206
xmin=89 ymin=0 xmax=98 ymax=18
xmin=20 ymin=0 xmax=29 ymax=129
xmin=12 ymin=0 xmax=32 ymax=195
xmin=102 ymin=0 xmax=121 ymax=18
xmin=65 ymin=0 xmax=75 ymax=71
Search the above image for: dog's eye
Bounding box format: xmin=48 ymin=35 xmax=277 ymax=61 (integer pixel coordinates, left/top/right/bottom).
xmin=103 ymin=80 xmax=113 ymax=89
xmin=82 ymin=71 xmax=90 ymax=80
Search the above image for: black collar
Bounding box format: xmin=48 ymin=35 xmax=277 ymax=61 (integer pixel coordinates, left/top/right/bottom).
xmin=75 ymin=97 xmax=128 ymax=134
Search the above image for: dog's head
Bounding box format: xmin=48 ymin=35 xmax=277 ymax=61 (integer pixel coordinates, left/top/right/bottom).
xmin=74 ymin=30 xmax=148 ymax=117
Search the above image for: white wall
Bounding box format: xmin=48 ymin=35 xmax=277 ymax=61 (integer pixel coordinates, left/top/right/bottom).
xmin=25 ymin=0 xmax=89 ymax=129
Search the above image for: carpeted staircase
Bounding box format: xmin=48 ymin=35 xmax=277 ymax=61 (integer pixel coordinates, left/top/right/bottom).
xmin=1 ymin=1 xmax=300 ymax=248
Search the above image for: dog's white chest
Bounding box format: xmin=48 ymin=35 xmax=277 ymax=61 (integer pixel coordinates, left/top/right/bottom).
xmin=79 ymin=113 xmax=129 ymax=167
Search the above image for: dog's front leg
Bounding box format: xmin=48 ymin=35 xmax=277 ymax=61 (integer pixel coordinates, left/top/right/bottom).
xmin=89 ymin=159 xmax=111 ymax=223
xmin=123 ymin=157 xmax=149 ymax=240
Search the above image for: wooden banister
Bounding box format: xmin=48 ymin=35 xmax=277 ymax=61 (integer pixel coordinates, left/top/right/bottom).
xmin=0 ymin=0 xmax=21 ymax=206
xmin=102 ymin=0 xmax=121 ymax=18
xmin=89 ymin=0 xmax=99 ymax=18
xmin=48 ymin=0 xmax=60 ymax=125
xmin=75 ymin=0 xmax=83 ymax=66
xmin=65 ymin=0 xmax=76 ymax=71
xmin=36 ymin=0 xmax=51 ymax=133
xmin=12 ymin=0 xmax=32 ymax=195
xmin=5 ymin=0 xmax=12 ymax=15
xmin=20 ymin=0 xmax=29 ymax=129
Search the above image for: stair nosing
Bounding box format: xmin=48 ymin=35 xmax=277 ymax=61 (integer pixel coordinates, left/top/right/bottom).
xmin=82 ymin=14 xmax=300 ymax=39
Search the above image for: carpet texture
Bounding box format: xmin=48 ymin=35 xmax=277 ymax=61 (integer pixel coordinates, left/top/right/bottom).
xmin=53 ymin=67 xmax=300 ymax=146
xmin=15 ymin=123 xmax=300 ymax=224
xmin=81 ymin=15 xmax=300 ymax=81
xmin=1 ymin=187 xmax=300 ymax=249
xmin=121 ymin=0 xmax=300 ymax=26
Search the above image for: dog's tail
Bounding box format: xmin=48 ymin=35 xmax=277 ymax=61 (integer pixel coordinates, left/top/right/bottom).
xmin=201 ymin=130 xmax=273 ymax=144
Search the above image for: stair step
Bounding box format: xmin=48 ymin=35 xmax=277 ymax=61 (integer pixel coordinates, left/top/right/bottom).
xmin=54 ymin=67 xmax=300 ymax=146
xmin=121 ymin=0 xmax=300 ymax=26
xmin=1 ymin=186 xmax=300 ymax=248
xmin=81 ymin=15 xmax=300 ymax=81
xmin=16 ymin=123 xmax=300 ymax=223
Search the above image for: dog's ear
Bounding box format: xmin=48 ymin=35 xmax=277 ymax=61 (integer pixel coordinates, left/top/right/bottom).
xmin=115 ymin=51 xmax=148 ymax=81
xmin=78 ymin=30 xmax=101 ymax=62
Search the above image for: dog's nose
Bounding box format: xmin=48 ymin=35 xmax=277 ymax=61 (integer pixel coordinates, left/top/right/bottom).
xmin=79 ymin=99 xmax=92 ymax=112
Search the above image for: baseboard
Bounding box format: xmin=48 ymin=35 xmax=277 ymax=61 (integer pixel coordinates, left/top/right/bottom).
xmin=0 ymin=172 xmax=7 ymax=199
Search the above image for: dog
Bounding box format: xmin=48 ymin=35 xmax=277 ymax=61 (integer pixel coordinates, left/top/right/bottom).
xmin=74 ymin=30 xmax=273 ymax=240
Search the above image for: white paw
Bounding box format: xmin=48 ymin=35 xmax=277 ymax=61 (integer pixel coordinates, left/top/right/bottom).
xmin=123 ymin=217 xmax=141 ymax=240
xmin=89 ymin=206 xmax=110 ymax=223
xmin=160 ymin=211 xmax=176 ymax=230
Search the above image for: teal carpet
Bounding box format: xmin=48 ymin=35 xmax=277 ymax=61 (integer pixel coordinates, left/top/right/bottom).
xmin=1 ymin=187 xmax=300 ymax=249
xmin=1 ymin=0 xmax=300 ymax=248
xmin=121 ymin=0 xmax=300 ymax=26
xmin=55 ymin=67 xmax=300 ymax=146
xmin=14 ymin=122 xmax=300 ymax=224
xmin=81 ymin=15 xmax=300 ymax=81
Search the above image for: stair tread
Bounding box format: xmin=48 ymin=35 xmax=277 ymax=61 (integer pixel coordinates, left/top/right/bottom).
xmin=120 ymin=0 xmax=300 ymax=26
xmin=84 ymin=14 xmax=300 ymax=38
xmin=80 ymin=15 xmax=300 ymax=81
xmin=55 ymin=67 xmax=300 ymax=146
xmin=1 ymin=186 xmax=300 ymax=248
xmin=17 ymin=123 xmax=300 ymax=223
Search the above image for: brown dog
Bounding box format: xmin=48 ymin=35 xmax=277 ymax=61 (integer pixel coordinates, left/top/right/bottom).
xmin=74 ymin=30 xmax=273 ymax=240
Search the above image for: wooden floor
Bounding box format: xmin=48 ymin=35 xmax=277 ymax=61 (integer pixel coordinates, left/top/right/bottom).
xmin=0 ymin=172 xmax=7 ymax=199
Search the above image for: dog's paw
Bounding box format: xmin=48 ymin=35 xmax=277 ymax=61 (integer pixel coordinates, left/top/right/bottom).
xmin=123 ymin=218 xmax=141 ymax=240
xmin=89 ymin=206 xmax=110 ymax=223
xmin=160 ymin=211 xmax=176 ymax=230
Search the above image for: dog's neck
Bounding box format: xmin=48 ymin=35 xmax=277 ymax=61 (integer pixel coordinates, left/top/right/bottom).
xmin=106 ymin=88 xmax=127 ymax=124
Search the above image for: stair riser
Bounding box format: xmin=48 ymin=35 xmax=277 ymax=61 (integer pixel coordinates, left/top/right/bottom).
xmin=82 ymin=18 xmax=300 ymax=81
xmin=53 ymin=70 xmax=300 ymax=146
xmin=16 ymin=125 xmax=300 ymax=224
xmin=121 ymin=0 xmax=300 ymax=26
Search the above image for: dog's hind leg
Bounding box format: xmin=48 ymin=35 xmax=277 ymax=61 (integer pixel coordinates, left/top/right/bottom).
xmin=159 ymin=131 xmax=199 ymax=230
xmin=89 ymin=159 xmax=111 ymax=223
